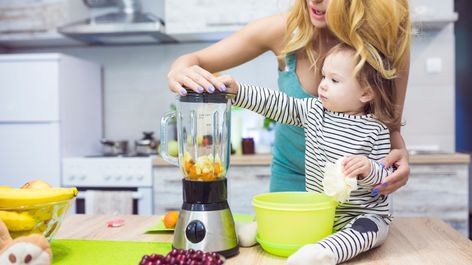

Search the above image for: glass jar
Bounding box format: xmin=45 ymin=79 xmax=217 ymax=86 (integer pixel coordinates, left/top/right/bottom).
xmin=160 ymin=91 xmax=234 ymax=181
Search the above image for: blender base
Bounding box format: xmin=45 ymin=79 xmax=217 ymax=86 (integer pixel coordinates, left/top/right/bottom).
xmin=173 ymin=207 xmax=239 ymax=258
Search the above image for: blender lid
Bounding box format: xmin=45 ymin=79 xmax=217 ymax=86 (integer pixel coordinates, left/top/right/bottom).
xmin=179 ymin=91 xmax=235 ymax=103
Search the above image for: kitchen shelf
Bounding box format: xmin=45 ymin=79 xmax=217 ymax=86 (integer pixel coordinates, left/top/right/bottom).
xmin=0 ymin=29 xmax=225 ymax=48
xmin=166 ymin=31 xmax=233 ymax=43
xmin=411 ymin=12 xmax=458 ymax=31
xmin=0 ymin=12 xmax=459 ymax=48
xmin=0 ymin=30 xmax=83 ymax=48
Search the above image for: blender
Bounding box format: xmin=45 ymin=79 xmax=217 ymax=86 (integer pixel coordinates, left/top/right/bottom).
xmin=160 ymin=91 xmax=239 ymax=257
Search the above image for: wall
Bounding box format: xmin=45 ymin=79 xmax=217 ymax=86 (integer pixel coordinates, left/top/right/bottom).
xmin=11 ymin=43 xmax=278 ymax=144
xmin=404 ymin=0 xmax=456 ymax=152
xmin=5 ymin=0 xmax=457 ymax=153
xmin=405 ymin=27 xmax=455 ymax=152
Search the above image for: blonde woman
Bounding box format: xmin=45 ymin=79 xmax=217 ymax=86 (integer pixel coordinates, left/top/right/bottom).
xmin=167 ymin=0 xmax=411 ymax=196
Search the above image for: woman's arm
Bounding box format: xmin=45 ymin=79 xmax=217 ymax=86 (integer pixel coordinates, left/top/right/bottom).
xmin=167 ymin=14 xmax=287 ymax=95
xmin=377 ymin=51 xmax=411 ymax=195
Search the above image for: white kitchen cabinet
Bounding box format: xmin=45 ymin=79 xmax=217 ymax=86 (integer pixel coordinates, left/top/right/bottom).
xmin=227 ymin=166 xmax=271 ymax=214
xmin=165 ymin=0 xmax=291 ymax=42
xmin=153 ymin=164 xmax=270 ymax=215
xmin=391 ymin=163 xmax=469 ymax=236
xmin=0 ymin=0 xmax=88 ymax=48
xmin=153 ymin=166 xmax=183 ymax=214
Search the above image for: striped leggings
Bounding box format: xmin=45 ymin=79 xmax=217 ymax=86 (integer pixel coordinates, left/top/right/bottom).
xmin=316 ymin=214 xmax=389 ymax=264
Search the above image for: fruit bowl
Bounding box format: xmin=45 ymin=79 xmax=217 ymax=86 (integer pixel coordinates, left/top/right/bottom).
xmin=0 ymin=185 xmax=77 ymax=241
xmin=0 ymin=198 xmax=75 ymax=240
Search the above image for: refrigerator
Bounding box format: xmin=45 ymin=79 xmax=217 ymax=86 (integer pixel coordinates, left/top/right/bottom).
xmin=0 ymin=53 xmax=102 ymax=188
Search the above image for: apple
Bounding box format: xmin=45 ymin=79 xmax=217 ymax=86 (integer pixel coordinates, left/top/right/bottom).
xmin=168 ymin=140 xmax=179 ymax=157
xmin=21 ymin=180 xmax=51 ymax=189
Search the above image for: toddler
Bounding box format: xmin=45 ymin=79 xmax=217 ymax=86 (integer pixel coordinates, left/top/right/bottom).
xmin=223 ymin=43 xmax=398 ymax=264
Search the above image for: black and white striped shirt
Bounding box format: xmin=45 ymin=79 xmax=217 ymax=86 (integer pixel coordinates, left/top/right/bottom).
xmin=234 ymin=84 xmax=392 ymax=230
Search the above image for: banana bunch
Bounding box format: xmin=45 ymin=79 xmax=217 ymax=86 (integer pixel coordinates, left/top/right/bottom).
xmin=0 ymin=210 xmax=36 ymax=231
xmin=0 ymin=186 xmax=78 ymax=208
xmin=0 ymin=182 xmax=77 ymax=238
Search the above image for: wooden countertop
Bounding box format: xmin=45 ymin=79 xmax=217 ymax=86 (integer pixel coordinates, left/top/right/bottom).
xmin=55 ymin=215 xmax=472 ymax=264
xmin=153 ymin=153 xmax=470 ymax=166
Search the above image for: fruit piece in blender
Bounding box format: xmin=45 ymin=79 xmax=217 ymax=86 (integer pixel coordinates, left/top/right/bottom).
xmin=183 ymin=152 xmax=225 ymax=181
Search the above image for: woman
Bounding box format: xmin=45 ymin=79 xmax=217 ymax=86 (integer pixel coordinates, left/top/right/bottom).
xmin=167 ymin=0 xmax=411 ymax=195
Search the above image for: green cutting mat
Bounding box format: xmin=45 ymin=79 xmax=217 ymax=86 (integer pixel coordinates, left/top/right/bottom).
xmin=51 ymin=239 xmax=172 ymax=265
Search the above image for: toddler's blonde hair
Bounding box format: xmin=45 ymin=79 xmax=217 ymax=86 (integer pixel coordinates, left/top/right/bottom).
xmin=321 ymin=43 xmax=399 ymax=129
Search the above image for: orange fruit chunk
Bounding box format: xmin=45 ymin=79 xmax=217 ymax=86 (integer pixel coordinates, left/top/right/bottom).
xmin=163 ymin=211 xmax=179 ymax=229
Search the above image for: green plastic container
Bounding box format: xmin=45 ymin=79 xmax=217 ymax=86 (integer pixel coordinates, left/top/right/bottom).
xmin=252 ymin=192 xmax=337 ymax=257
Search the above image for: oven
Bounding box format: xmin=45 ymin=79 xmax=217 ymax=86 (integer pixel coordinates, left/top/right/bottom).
xmin=62 ymin=157 xmax=154 ymax=215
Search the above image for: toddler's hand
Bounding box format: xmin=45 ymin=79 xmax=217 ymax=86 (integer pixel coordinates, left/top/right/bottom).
xmin=217 ymin=75 xmax=239 ymax=94
xmin=287 ymin=244 xmax=336 ymax=265
xmin=235 ymin=221 xmax=257 ymax=247
xmin=322 ymin=158 xmax=357 ymax=203
xmin=342 ymin=155 xmax=371 ymax=179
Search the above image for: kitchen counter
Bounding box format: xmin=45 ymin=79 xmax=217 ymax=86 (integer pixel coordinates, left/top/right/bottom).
xmin=55 ymin=215 xmax=472 ymax=264
xmin=153 ymin=153 xmax=470 ymax=166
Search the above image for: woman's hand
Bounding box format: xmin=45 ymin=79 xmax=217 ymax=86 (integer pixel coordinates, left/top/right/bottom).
xmin=167 ymin=65 xmax=227 ymax=96
xmin=376 ymin=148 xmax=410 ymax=195
xmin=342 ymin=155 xmax=371 ymax=179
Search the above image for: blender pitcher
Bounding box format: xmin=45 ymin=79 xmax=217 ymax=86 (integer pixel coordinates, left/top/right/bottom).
xmin=160 ymin=91 xmax=233 ymax=180
xmin=160 ymin=91 xmax=239 ymax=257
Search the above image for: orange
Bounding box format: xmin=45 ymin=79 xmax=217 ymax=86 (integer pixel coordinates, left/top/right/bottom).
xmin=163 ymin=211 xmax=179 ymax=229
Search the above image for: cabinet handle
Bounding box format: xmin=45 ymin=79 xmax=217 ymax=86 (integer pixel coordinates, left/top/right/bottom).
xmin=256 ymin=174 xmax=270 ymax=180
xmin=165 ymin=180 xmax=182 ymax=184
xmin=206 ymin=22 xmax=248 ymax=27
xmin=165 ymin=207 xmax=180 ymax=212
xmin=412 ymin=171 xmax=457 ymax=176
xmin=76 ymin=191 xmax=142 ymax=199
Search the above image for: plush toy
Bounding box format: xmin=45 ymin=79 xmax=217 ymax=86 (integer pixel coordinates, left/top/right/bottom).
xmin=0 ymin=219 xmax=52 ymax=265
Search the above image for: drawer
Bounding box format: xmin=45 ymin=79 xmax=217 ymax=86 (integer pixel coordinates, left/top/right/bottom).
xmin=154 ymin=190 xmax=182 ymax=214
xmin=228 ymin=166 xmax=271 ymax=214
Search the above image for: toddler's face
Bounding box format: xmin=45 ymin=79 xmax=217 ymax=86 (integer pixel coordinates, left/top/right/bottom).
xmin=318 ymin=51 xmax=368 ymax=115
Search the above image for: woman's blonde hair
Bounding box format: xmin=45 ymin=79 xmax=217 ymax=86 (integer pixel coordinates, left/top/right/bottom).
xmin=282 ymin=0 xmax=411 ymax=80
xmin=281 ymin=0 xmax=318 ymax=64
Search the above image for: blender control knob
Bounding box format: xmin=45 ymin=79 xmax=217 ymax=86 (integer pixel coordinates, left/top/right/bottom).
xmin=185 ymin=220 xmax=206 ymax=243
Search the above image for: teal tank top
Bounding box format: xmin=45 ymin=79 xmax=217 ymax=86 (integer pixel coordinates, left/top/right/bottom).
xmin=270 ymin=53 xmax=312 ymax=192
